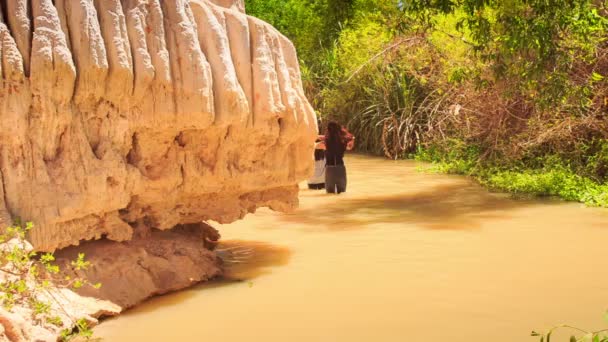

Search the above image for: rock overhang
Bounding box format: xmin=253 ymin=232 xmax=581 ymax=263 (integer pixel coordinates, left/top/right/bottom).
xmin=0 ymin=0 xmax=317 ymax=251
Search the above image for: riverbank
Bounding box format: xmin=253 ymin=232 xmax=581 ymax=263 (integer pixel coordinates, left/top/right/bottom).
xmin=414 ymin=145 xmax=608 ymax=207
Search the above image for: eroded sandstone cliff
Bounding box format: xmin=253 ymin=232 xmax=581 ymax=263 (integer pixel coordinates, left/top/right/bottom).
xmin=0 ymin=0 xmax=317 ymax=252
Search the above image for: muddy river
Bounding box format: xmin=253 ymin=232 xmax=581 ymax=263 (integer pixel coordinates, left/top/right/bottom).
xmin=96 ymin=155 xmax=608 ymax=341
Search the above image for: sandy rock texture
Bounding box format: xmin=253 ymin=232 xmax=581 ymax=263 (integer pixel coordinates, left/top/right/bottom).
xmin=0 ymin=0 xmax=317 ymax=252
xmin=55 ymin=223 xmax=223 ymax=310
xmin=0 ymin=223 xmax=221 ymax=342
xmin=209 ymin=0 xmax=245 ymax=12
xmin=0 ymin=290 xmax=119 ymax=342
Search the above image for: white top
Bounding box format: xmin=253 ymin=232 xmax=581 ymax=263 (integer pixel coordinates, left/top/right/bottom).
xmin=308 ymin=158 xmax=326 ymax=184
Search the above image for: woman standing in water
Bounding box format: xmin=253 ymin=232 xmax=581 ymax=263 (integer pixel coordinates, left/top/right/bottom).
xmin=307 ymin=135 xmax=327 ymax=190
xmin=324 ymin=121 xmax=355 ymax=194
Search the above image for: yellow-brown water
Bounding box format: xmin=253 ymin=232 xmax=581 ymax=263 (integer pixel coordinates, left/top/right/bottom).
xmin=96 ymin=155 xmax=608 ymax=341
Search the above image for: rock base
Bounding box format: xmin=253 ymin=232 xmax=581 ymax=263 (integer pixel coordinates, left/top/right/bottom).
xmin=55 ymin=222 xmax=223 ymax=309
xmin=0 ymin=222 xmax=223 ymax=342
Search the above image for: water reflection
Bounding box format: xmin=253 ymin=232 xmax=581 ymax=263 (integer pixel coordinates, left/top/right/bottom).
xmin=217 ymin=240 xmax=292 ymax=280
xmin=99 ymin=240 xmax=291 ymax=319
xmin=283 ymin=183 xmax=534 ymax=231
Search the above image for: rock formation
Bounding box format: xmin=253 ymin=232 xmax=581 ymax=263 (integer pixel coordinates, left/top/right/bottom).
xmin=0 ymin=0 xmax=317 ymax=252
xmin=0 ymin=0 xmax=316 ymax=340
xmin=55 ymin=222 xmax=223 ymax=309
xmin=0 ymin=237 xmax=121 ymax=342
xmin=209 ymin=0 xmax=246 ymax=12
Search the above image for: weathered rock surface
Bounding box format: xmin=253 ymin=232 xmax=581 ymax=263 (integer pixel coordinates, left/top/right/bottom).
xmin=0 ymin=0 xmax=317 ymax=252
xmin=0 ymin=290 xmax=119 ymax=342
xmin=0 ymin=222 xmax=222 ymax=342
xmin=0 ymin=1 xmax=315 ymax=339
xmin=209 ymin=0 xmax=246 ymax=12
xmin=0 ymin=294 xmax=119 ymax=342
xmin=55 ymin=222 xmax=223 ymax=309
xmin=0 ymin=238 xmax=120 ymax=342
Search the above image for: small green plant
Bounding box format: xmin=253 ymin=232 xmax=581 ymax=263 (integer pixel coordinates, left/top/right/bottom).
xmin=532 ymin=312 xmax=608 ymax=342
xmin=532 ymin=324 xmax=608 ymax=341
xmin=0 ymin=221 xmax=100 ymax=341
xmin=60 ymin=318 xmax=94 ymax=341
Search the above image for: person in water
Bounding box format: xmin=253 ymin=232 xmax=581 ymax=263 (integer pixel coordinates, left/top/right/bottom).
xmin=307 ymin=134 xmax=327 ymax=190
xmin=324 ymin=121 xmax=355 ymax=194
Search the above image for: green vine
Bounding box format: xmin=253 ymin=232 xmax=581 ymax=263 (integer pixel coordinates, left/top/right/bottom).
xmin=532 ymin=313 xmax=608 ymax=342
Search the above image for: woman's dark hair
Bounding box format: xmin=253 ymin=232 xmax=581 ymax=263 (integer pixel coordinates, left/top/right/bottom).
xmin=326 ymin=121 xmax=349 ymax=145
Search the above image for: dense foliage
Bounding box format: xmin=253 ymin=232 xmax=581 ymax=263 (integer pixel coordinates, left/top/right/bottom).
xmin=245 ymin=0 xmax=608 ymax=205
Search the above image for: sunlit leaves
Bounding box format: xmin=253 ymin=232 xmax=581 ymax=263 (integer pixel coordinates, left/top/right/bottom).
xmin=71 ymin=253 xmax=90 ymax=271
xmin=531 ymin=324 xmax=608 ymax=342
xmin=0 ymin=222 xmax=101 ymax=340
xmin=401 ymin=0 xmax=608 ymax=81
xmin=591 ymin=72 xmax=605 ymax=82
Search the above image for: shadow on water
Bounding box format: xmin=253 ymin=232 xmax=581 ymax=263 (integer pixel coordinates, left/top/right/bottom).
xmin=282 ymin=183 xmax=538 ymax=231
xmin=217 ymin=240 xmax=292 ymax=281
xmin=105 ymin=240 xmax=292 ymax=317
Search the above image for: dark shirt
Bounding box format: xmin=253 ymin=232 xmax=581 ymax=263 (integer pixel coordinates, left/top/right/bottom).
xmin=325 ymin=138 xmax=346 ymax=166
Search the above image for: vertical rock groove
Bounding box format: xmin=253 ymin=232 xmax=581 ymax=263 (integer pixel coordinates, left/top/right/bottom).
xmin=190 ymin=2 xmax=248 ymax=127
xmin=224 ymin=8 xmax=253 ymax=126
xmin=0 ymin=157 xmax=12 ymax=227
xmin=61 ymin=0 xmax=108 ymax=109
xmin=5 ymin=0 xmax=31 ymax=75
xmin=160 ymin=0 xmax=214 ymax=126
xmin=93 ymin=0 xmax=133 ymax=108
xmin=54 ymin=0 xmax=71 ymax=51
xmin=29 ymin=3 xmax=60 ymax=165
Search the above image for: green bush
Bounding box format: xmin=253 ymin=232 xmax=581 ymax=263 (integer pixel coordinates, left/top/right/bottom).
xmin=0 ymin=221 xmax=100 ymax=341
xmin=416 ymin=143 xmax=608 ymax=207
xmin=485 ymin=169 xmax=608 ymax=206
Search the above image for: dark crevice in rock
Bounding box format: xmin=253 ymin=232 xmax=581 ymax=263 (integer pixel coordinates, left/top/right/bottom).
xmin=106 ymin=176 xmax=118 ymax=187
xmin=248 ymin=18 xmax=256 ymax=126
xmin=175 ymin=132 xmax=187 ymax=147
xmin=0 ymin=1 xmax=8 ymax=27
xmin=179 ymin=164 xmax=185 ymax=188
xmin=0 ymin=159 xmax=13 ymax=223
xmin=43 ymin=128 xmax=67 ymax=163
xmin=126 ymin=133 xmax=139 ymax=166
xmin=26 ymin=0 xmax=33 ymax=76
